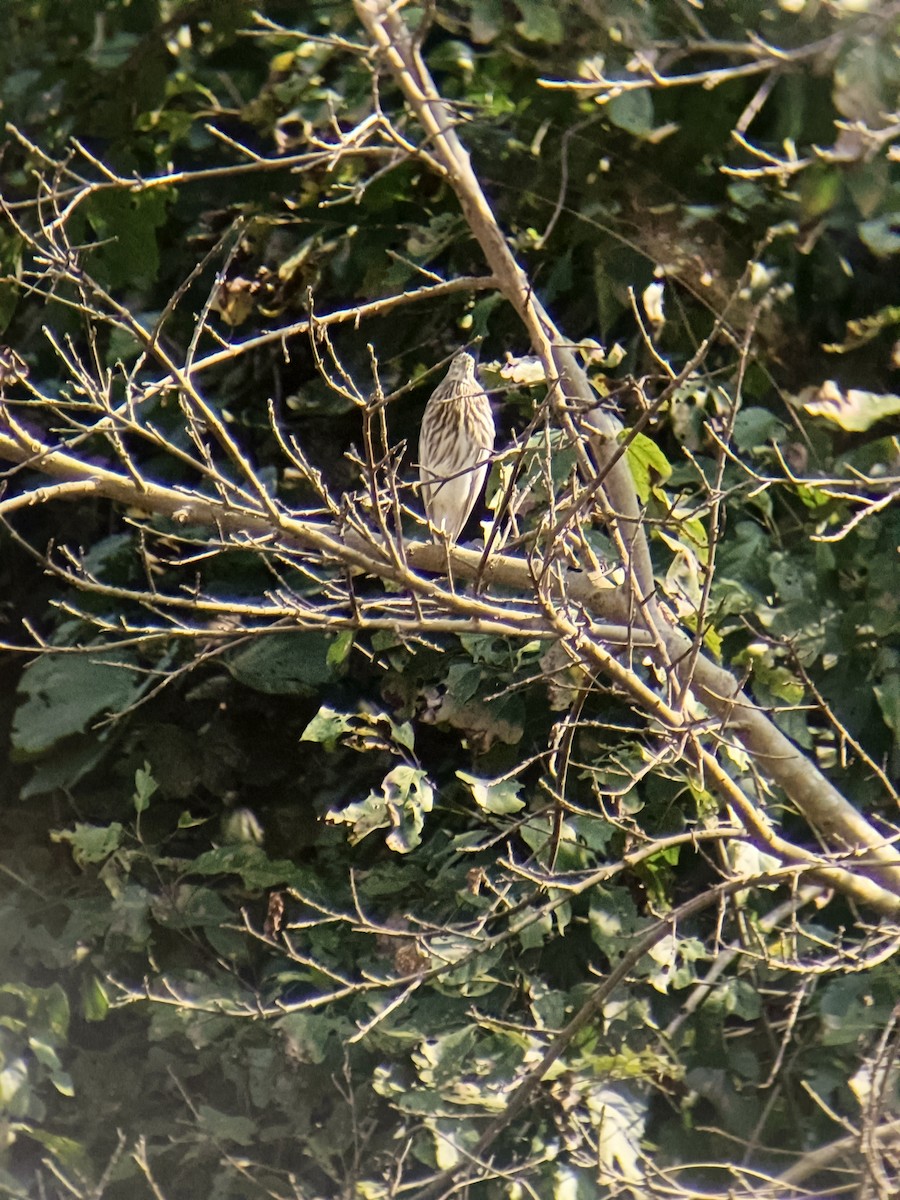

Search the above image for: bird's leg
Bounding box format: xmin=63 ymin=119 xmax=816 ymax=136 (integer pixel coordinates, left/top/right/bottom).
xmin=438 ymin=524 xmax=457 ymax=592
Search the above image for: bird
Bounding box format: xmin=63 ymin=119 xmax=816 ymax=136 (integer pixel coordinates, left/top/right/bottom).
xmin=418 ymin=351 xmax=495 ymax=542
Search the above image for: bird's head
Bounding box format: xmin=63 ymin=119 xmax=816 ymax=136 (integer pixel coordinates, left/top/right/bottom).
xmin=446 ymin=350 xmax=478 ymax=381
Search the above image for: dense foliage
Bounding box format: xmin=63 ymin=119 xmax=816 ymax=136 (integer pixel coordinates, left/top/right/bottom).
xmin=1 ymin=2 xmax=899 ymax=1198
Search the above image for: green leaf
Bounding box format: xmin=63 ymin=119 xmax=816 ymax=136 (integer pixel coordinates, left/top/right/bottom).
xmin=300 ymin=705 xmax=355 ymax=750
xmin=1 ymin=982 xmax=70 ymax=1043
xmin=428 ymin=935 xmax=504 ymax=997
xmin=818 ymin=975 xmax=894 ymax=1044
xmin=189 ymin=844 xmax=309 ymax=889
xmin=585 ymin=1084 xmax=647 ymax=1183
xmin=513 ymin=0 xmax=563 ymax=42
xmin=226 ymin=632 xmax=334 ymax=694
xmin=80 ymin=977 xmax=109 ymax=1023
xmin=51 ymin=823 xmax=123 ymax=866
xmin=28 ymin=1041 xmax=74 ymax=1098
xmin=177 ymin=811 xmax=210 ymax=829
xmin=81 ymin=533 xmax=136 ymax=576
xmin=152 ymin=885 xmax=235 ymax=929
xmin=874 ymin=675 xmax=900 ymax=741
xmin=799 ymin=164 xmax=842 ymax=220
xmin=133 ymin=763 xmax=158 ymax=813
xmin=412 ymin=1025 xmax=479 ymax=1087
xmin=605 ymin=89 xmax=654 ymax=137
xmin=392 ymin=719 xmax=416 ymax=754
xmin=732 ymin=407 xmax=786 ymax=452
xmin=278 ymin=1011 xmax=354 ymax=1064
xmin=12 ymin=654 xmax=143 ymax=757
xmin=326 ymin=629 xmax=354 ymax=668
xmin=624 ymin=432 xmax=673 ymax=502
xmin=799 ymin=382 xmax=900 ymax=432
xmin=85 ymin=187 xmax=170 ymax=287
xmin=518 ymin=910 xmax=552 ymax=950
xmin=15 ymin=1129 xmax=90 ymax=1176
xmin=769 ymin=553 xmax=815 ymax=603
xmin=430 ymin=690 xmax=525 ymax=747
xmin=27 ymin=1037 xmax=62 ymax=1072
xmin=824 ymin=304 xmax=900 ymax=353
xmin=859 ymin=213 xmax=900 ymax=257
xmin=589 ymin=890 xmax=648 ymax=958
xmin=328 ymin=766 xmax=434 ymax=853
xmin=469 ymin=0 xmax=504 ymax=42
xmin=0 ymin=1058 xmax=29 ymax=1115
xmin=380 ymin=764 xmax=433 ymax=854
xmin=20 ymin=738 xmax=109 ymax=800
xmin=569 ymin=813 xmax=617 ymax=852
xmin=445 ymin=662 xmax=482 ymax=704
xmin=42 ymin=985 xmax=70 ymax=1042
xmin=50 ymin=1072 xmax=74 ymax=1098
xmin=750 ymin=660 xmax=805 ymax=706
xmin=712 ymin=977 xmax=762 ymax=1020
xmin=196 ymin=1105 xmax=256 ymax=1146
xmin=427 ymin=40 xmax=476 ymax=75
xmin=457 ymin=771 xmax=525 ymax=814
